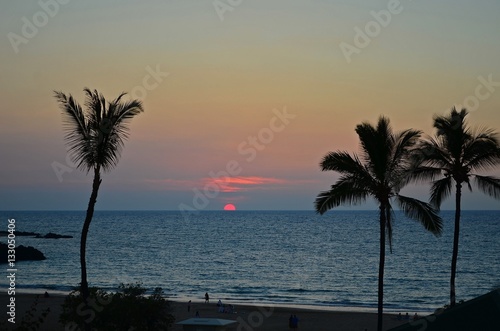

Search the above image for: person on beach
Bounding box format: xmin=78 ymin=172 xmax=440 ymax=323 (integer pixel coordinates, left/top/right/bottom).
xmin=288 ymin=314 xmax=299 ymax=329
xmin=205 ymin=292 xmax=210 ymax=303
xmin=292 ymin=314 xmax=299 ymax=329
xmin=188 ymin=300 xmax=191 ymax=312
xmin=226 ymin=304 xmax=235 ymax=313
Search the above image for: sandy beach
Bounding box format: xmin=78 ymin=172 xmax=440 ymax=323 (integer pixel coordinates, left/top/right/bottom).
xmin=1 ymin=292 xmax=411 ymax=330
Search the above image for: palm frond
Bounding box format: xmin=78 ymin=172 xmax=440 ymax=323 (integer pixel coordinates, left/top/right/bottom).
xmin=433 ymin=107 xmax=471 ymax=162
xmin=430 ymin=177 xmax=453 ymax=209
xmin=314 ymin=180 xmax=369 ymax=214
xmin=355 ymin=116 xmax=392 ymax=181
xmin=406 ymin=138 xmax=445 ymax=185
xmin=388 ymin=129 xmax=422 ymax=190
xmin=396 ymin=195 xmax=443 ymax=236
xmin=391 ymin=129 xmax=421 ymax=166
xmin=417 ymin=138 xmax=453 ymax=168
xmin=54 ymin=90 xmax=93 ymax=172
xmin=320 ymin=152 xmax=366 ymax=176
xmin=84 ymin=88 xmax=105 ymax=125
xmin=111 ymin=99 xmax=145 ymax=140
xmin=408 ymin=166 xmax=443 ymax=184
xmin=473 ymin=175 xmax=500 ymax=200
xmin=55 ymin=89 xmax=144 ymax=173
xmin=467 ymin=126 xmax=499 ymax=145
xmin=97 ymin=95 xmax=144 ymax=172
xmin=463 ymin=135 xmax=500 ymax=172
xmin=114 ymin=98 xmax=144 ymax=121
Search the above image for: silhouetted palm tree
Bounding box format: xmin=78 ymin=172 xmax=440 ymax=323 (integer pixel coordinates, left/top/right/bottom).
xmin=54 ymin=88 xmax=143 ymax=328
xmin=412 ymin=107 xmax=500 ymax=306
xmin=315 ymin=116 xmax=443 ymax=331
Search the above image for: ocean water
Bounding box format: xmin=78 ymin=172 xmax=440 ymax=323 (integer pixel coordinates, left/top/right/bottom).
xmin=1 ymin=210 xmax=499 ymax=313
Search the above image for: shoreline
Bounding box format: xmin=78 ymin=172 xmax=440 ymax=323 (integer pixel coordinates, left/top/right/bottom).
xmin=1 ymin=292 xmax=417 ymax=331
xmin=2 ymin=287 xmax=435 ymax=314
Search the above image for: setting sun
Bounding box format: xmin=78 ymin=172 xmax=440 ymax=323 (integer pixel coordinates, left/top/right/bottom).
xmin=223 ymin=203 xmax=236 ymax=211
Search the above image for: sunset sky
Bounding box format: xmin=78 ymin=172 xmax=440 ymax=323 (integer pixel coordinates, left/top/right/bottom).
xmin=1 ymin=0 xmax=500 ymax=211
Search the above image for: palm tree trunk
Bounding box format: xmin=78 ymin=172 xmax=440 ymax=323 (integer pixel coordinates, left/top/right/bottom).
xmin=80 ymin=166 xmax=101 ymax=329
xmin=377 ymin=206 xmax=386 ymax=331
xmin=450 ymin=182 xmax=462 ymax=306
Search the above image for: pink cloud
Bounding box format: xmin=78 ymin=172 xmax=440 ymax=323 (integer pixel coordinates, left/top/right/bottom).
xmin=145 ymin=176 xmax=318 ymax=193
xmin=203 ymin=176 xmax=286 ymax=192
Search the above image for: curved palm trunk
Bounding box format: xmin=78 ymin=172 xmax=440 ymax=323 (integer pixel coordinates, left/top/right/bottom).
xmin=377 ymin=206 xmax=386 ymax=331
xmin=80 ymin=167 xmax=101 ymax=330
xmin=450 ymin=182 xmax=462 ymax=306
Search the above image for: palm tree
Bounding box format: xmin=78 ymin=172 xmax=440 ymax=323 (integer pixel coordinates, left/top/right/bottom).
xmin=54 ymin=88 xmax=144 ymax=327
xmin=315 ymin=116 xmax=443 ymax=331
xmin=412 ymin=107 xmax=500 ymax=306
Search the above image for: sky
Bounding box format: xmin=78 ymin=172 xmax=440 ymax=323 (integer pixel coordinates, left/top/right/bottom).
xmin=1 ymin=0 xmax=500 ymax=211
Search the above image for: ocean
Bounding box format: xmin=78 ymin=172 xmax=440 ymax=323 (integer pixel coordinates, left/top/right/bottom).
xmin=1 ymin=210 xmax=499 ymax=313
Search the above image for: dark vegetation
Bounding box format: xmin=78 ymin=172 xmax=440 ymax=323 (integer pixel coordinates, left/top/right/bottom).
xmin=59 ymin=283 xmax=175 ymax=331
xmin=0 ymin=295 xmax=50 ymax=331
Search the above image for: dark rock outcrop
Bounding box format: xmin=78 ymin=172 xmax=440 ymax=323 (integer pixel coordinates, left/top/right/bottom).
xmin=0 ymin=242 xmax=46 ymax=263
xmin=35 ymin=232 xmax=73 ymax=239
xmin=0 ymin=231 xmax=73 ymax=239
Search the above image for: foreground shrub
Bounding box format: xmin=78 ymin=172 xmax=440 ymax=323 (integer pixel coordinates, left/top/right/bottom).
xmin=0 ymin=295 xmax=50 ymax=331
xmin=60 ymin=283 xmax=175 ymax=330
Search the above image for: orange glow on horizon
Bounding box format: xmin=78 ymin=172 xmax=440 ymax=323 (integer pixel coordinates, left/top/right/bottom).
xmin=223 ymin=203 xmax=236 ymax=211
